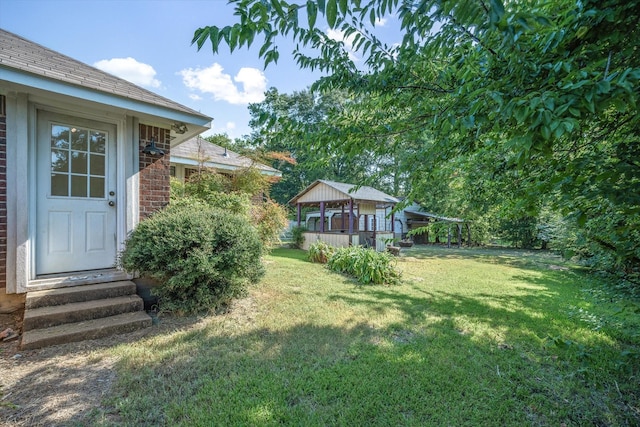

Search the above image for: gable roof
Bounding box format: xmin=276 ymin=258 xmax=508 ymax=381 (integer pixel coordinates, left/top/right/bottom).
xmin=289 ymin=179 xmax=399 ymax=205
xmin=171 ymin=137 xmax=281 ymax=176
xmin=0 ymin=29 xmax=211 ymax=141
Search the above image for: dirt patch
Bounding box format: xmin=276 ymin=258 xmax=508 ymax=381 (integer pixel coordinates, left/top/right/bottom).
xmin=0 ymin=313 xmax=199 ymax=426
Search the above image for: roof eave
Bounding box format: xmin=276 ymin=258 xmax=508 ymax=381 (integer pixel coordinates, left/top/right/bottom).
xmin=1 ymin=67 xmax=212 ymax=130
xmin=170 ymin=155 xmax=282 ymax=177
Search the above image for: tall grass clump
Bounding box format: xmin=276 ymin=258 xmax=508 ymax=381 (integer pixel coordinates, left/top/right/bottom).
xmin=308 ymin=240 xmax=336 ymax=263
xmin=327 ymin=246 xmax=401 ymax=285
xmin=118 ymin=198 xmax=264 ymax=314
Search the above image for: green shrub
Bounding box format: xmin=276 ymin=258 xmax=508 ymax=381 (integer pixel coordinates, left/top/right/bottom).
xmin=327 ymin=246 xmax=402 ymax=285
xmin=252 ymin=199 xmax=289 ymax=248
xmin=308 ymin=240 xmax=335 ymax=264
xmin=184 ymin=170 xmax=231 ymax=197
xmin=170 ymin=171 xmax=287 ymax=247
xmin=290 ymin=226 xmax=307 ymax=249
xmin=118 ymin=201 xmax=264 ymax=314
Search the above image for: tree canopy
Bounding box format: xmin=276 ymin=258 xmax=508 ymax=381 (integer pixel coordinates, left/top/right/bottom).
xmin=193 ymin=0 xmax=640 ymax=289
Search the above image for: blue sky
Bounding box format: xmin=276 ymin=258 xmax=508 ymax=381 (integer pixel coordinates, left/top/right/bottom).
xmin=1 ymin=0 xmax=399 ymax=139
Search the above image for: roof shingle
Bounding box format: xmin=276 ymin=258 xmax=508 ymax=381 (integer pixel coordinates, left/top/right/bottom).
xmin=0 ymin=28 xmax=210 ymax=120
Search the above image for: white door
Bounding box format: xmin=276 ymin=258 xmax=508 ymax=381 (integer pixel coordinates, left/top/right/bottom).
xmin=36 ymin=111 xmax=117 ymax=275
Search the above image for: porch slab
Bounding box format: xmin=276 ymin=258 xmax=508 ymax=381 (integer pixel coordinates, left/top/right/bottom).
xmin=20 ymin=311 xmax=152 ymax=350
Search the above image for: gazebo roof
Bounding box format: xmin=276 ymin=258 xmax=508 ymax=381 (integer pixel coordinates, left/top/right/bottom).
xmin=404 ymin=209 xmax=466 ymax=223
xmin=289 ymin=179 xmax=399 ymax=206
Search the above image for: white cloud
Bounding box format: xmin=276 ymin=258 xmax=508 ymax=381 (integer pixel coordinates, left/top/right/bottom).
xmin=226 ymin=122 xmax=236 ymax=130
xmin=180 ymin=63 xmax=267 ymax=105
xmin=189 ymin=94 xmax=203 ymax=101
xmin=376 ymin=17 xmax=388 ymax=26
xmin=94 ymin=57 xmax=161 ymax=88
xmin=326 ymin=28 xmax=359 ymax=61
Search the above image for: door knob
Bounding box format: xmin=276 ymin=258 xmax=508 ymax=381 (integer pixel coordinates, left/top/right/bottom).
xmin=108 ymin=201 xmax=115 ymax=206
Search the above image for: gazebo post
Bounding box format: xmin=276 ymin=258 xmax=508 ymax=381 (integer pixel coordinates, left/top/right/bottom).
xmin=372 ymin=216 xmax=377 ymax=250
xmin=341 ymin=204 xmax=345 ymax=230
xmin=320 ymin=202 xmax=325 ymax=233
xmin=348 ymin=199 xmax=354 ymax=234
xmin=391 ymin=210 xmax=395 ymax=234
xmin=457 ymin=223 xmax=462 ymax=248
xmin=447 ymin=224 xmax=451 ymax=248
xmin=297 ymin=203 xmax=301 ymax=227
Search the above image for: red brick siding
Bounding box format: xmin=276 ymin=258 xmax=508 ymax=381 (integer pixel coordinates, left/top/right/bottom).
xmin=0 ymin=95 xmax=7 ymax=289
xmin=139 ymin=124 xmax=170 ymax=220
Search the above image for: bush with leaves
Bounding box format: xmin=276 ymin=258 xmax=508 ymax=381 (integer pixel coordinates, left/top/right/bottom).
xmin=252 ymin=199 xmax=289 ymax=248
xmin=308 ymin=240 xmax=335 ymax=264
xmin=118 ymin=199 xmax=264 ymax=314
xmin=290 ymin=226 xmax=307 ymax=249
xmin=327 ymin=246 xmax=402 ymax=285
xmin=171 ymin=170 xmax=288 ymax=247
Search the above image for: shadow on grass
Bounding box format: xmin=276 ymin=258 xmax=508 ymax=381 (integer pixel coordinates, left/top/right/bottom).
xmin=401 ymin=245 xmax=576 ymax=272
xmin=97 ymin=261 xmax=640 ymax=427
xmin=101 ymin=314 xmax=638 ymax=427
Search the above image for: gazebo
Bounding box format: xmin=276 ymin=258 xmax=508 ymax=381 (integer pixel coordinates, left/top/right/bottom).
xmin=290 ymin=180 xmax=399 ymax=252
xmin=402 ymin=209 xmax=471 ymax=248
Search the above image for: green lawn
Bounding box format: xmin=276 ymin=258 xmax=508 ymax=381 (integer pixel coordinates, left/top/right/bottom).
xmin=100 ymin=246 xmax=639 ymax=426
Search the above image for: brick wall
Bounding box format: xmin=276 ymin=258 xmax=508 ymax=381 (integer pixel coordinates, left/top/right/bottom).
xmin=0 ymin=95 xmax=7 ymax=289
xmin=138 ymin=124 xmax=171 ymax=220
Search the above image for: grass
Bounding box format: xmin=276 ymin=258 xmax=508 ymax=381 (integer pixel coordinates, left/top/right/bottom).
xmin=98 ymin=246 xmax=639 ymax=426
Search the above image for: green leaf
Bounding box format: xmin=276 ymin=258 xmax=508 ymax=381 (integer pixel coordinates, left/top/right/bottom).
xmin=271 ymin=0 xmax=284 ymax=16
xmin=327 ymin=0 xmax=338 ymax=28
xmin=489 ymin=0 xmax=505 ymax=24
xmin=339 ymin=0 xmax=348 ymax=16
xmin=307 ymin=1 xmax=317 ymax=28
xmin=596 ymin=80 xmax=611 ymax=94
xmin=543 ymin=96 xmax=554 ymax=110
xmin=541 ymin=125 xmax=551 ymax=140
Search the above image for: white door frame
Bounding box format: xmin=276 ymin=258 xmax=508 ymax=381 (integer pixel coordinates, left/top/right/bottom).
xmin=23 ymin=102 xmax=131 ymax=291
xmin=35 ymin=111 xmax=118 ymax=274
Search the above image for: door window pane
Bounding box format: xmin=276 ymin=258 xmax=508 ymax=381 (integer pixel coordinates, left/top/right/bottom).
xmin=71 ymin=129 xmax=88 ymax=151
xmin=51 ymin=125 xmax=70 ymax=149
xmin=90 ymin=177 xmax=105 ymax=198
xmin=51 ymin=174 xmax=68 ymax=196
xmin=90 ymin=154 xmax=105 ymax=176
xmin=71 ymin=151 xmax=88 ymax=174
xmin=71 ymin=175 xmax=87 ymax=197
xmin=90 ymin=131 xmax=106 ymax=154
xmin=51 ymin=150 xmax=69 ymax=172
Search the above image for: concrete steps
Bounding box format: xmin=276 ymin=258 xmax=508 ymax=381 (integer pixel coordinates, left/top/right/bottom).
xmin=21 ymin=281 xmax=152 ymax=350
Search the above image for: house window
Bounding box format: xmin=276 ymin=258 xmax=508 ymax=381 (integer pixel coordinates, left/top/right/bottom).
xmin=50 ymin=124 xmax=107 ymax=199
xmin=185 ymin=168 xmax=198 ymax=180
xmin=170 ymin=166 xmax=176 ymax=177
